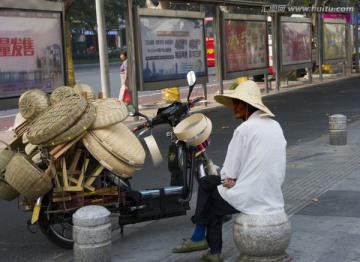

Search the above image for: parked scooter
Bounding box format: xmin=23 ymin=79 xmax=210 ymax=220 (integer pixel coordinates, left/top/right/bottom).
xmin=34 ymin=71 xmax=218 ymax=249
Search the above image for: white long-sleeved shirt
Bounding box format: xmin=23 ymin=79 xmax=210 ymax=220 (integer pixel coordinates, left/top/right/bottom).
xmin=217 ymin=110 xmax=287 ymax=215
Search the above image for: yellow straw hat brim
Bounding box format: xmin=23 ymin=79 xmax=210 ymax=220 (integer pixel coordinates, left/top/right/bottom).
xmin=214 ymin=80 xmax=274 ymax=117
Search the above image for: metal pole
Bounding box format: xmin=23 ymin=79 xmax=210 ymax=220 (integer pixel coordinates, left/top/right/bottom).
xmin=125 ymin=0 xmax=139 ymax=121
xmin=95 ymin=0 xmax=111 ymax=97
xmin=200 ymin=4 xmax=208 ymax=106
xmin=317 ymin=13 xmax=323 ymax=82
xmin=355 ymin=10 xmax=359 ymax=73
xmin=274 ymin=13 xmax=280 ymax=91
xmin=214 ymin=5 xmax=223 ymax=94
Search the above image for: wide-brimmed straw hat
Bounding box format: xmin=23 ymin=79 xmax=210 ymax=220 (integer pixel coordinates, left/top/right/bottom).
xmin=214 ymin=80 xmax=274 ymax=117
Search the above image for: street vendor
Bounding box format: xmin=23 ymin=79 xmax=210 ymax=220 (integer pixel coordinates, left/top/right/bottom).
xmin=172 ymin=80 xmax=287 ymax=262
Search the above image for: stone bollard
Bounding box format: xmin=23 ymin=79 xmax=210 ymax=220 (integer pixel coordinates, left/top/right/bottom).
xmin=329 ymin=114 xmax=347 ymax=145
xmin=73 ymin=205 xmax=112 ymax=262
xmin=233 ymin=211 xmax=292 ymax=261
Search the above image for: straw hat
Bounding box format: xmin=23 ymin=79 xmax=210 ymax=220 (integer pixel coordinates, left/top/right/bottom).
xmin=214 ymin=80 xmax=274 ymax=117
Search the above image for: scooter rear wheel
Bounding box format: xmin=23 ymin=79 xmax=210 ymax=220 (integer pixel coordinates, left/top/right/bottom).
xmin=38 ymin=195 xmax=74 ymax=249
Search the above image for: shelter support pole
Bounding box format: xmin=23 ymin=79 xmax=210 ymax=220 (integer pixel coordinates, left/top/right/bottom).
xmin=273 ymin=13 xmax=280 ymax=91
xmin=316 ymin=13 xmax=323 ymax=82
xmin=125 ymin=0 xmax=139 ymax=119
xmin=214 ymin=5 xmax=223 ymax=95
xmin=95 ymin=0 xmax=111 ymax=97
xmin=200 ymin=3 xmax=208 ymax=106
xmin=355 ymin=11 xmax=359 ymax=73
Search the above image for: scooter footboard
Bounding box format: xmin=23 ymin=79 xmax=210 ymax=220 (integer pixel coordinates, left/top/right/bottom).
xmin=120 ymin=186 xmax=190 ymax=225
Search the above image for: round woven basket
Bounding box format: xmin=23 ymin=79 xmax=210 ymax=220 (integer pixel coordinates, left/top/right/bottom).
xmin=27 ymin=94 xmax=88 ymax=145
xmin=5 ymin=153 xmax=52 ymax=199
xmin=19 ymin=89 xmax=50 ymax=120
xmin=90 ymin=122 xmax=145 ymax=166
xmin=73 ymin=84 xmax=95 ymax=101
xmin=0 ymin=173 xmax=19 ymax=201
xmin=0 ymin=141 xmax=15 ymax=173
xmin=82 ymin=132 xmax=136 ymax=178
xmin=50 ymin=86 xmax=75 ymax=104
xmin=41 ymin=102 xmax=97 ymax=147
xmin=174 ymin=113 xmax=212 ymax=146
xmin=90 ymin=98 xmax=128 ymax=130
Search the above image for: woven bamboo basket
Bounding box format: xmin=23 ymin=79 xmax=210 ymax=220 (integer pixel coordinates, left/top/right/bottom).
xmin=19 ymin=89 xmax=50 ymax=120
xmin=50 ymin=86 xmax=75 ymax=104
xmin=90 ymin=98 xmax=128 ymax=130
xmin=27 ymin=94 xmax=88 ymax=145
xmin=41 ymin=102 xmax=96 ymax=147
xmin=82 ymin=132 xmax=136 ymax=178
xmin=0 ymin=141 xmax=16 ymax=173
xmin=73 ymin=84 xmax=95 ymax=101
xmin=91 ymin=122 xmax=145 ymax=166
xmin=0 ymin=173 xmax=19 ymax=201
xmin=5 ymin=153 xmax=53 ymax=199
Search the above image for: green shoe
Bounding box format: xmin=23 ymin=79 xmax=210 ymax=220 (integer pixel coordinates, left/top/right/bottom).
xmin=172 ymin=238 xmax=209 ymax=253
xmin=201 ymin=249 xmax=223 ymax=262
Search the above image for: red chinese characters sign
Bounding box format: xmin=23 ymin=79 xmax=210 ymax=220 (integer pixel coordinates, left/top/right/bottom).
xmin=0 ymin=9 xmax=64 ymax=98
xmin=0 ymin=37 xmax=35 ymax=57
xmin=224 ymin=20 xmax=268 ymax=72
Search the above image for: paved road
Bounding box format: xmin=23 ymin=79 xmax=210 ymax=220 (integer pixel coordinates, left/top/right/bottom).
xmin=0 ymin=75 xmax=360 ymax=261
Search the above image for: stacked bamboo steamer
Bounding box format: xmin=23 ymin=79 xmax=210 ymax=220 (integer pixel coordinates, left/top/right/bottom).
xmin=82 ymin=98 xmax=146 ymax=178
xmin=4 ymin=85 xmax=146 ymax=201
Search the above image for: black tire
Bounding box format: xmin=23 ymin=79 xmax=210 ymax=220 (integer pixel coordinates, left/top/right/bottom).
xmin=38 ymin=195 xmax=74 ymax=249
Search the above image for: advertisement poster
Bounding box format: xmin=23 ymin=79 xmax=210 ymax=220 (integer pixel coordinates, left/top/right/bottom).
xmin=281 ymin=22 xmax=311 ymax=65
xmin=0 ymin=9 xmax=64 ymax=98
xmin=323 ymin=22 xmax=346 ymax=60
xmin=140 ymin=16 xmax=206 ymax=83
xmin=224 ymin=20 xmax=267 ymax=72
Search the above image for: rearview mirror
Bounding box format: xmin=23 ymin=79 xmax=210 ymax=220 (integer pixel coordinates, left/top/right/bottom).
xmin=126 ymin=103 xmax=136 ymax=116
xmin=186 ymin=71 xmax=196 ymax=87
xmin=126 ymin=103 xmax=149 ymax=120
xmin=186 ymin=71 xmax=196 ymax=102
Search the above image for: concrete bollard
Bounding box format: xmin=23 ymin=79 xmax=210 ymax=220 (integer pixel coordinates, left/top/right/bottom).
xmin=329 ymin=114 xmax=347 ymax=145
xmin=73 ymin=205 xmax=112 ymax=262
xmin=233 ymin=211 xmax=292 ymax=261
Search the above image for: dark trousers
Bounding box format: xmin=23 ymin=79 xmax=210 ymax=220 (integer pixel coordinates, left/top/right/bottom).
xmin=191 ymin=175 xmax=239 ymax=251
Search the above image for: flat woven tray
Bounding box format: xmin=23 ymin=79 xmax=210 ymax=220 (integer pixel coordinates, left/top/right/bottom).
xmin=41 ymin=102 xmax=96 ymax=147
xmin=50 ymin=86 xmax=75 ymax=104
xmin=82 ymin=132 xmax=136 ymax=178
xmin=90 ymin=98 xmax=128 ymax=130
xmin=90 ymin=122 xmax=145 ymax=166
xmin=27 ymin=94 xmax=88 ymax=145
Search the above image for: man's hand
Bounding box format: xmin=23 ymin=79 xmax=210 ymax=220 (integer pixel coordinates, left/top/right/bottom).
xmin=221 ymin=178 xmax=236 ymax=189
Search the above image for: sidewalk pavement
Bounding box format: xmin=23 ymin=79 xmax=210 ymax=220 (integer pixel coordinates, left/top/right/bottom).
xmin=1 ymin=71 xmax=360 ymax=261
